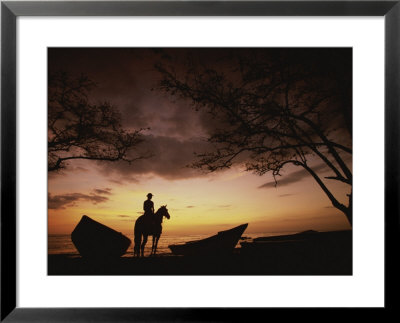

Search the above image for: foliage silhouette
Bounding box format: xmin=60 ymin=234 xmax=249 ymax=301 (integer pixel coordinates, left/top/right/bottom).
xmin=157 ymin=49 xmax=353 ymax=225
xmin=48 ymin=72 xmax=146 ymax=172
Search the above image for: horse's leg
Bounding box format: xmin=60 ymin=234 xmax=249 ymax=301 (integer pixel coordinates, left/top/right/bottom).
xmin=154 ymin=235 xmax=160 ymax=255
xmin=134 ymin=228 xmax=141 ymax=257
xmin=141 ymin=234 xmax=148 ymax=257
xmin=151 ymin=235 xmax=156 ymax=256
xmin=135 ymin=232 xmax=143 ymax=257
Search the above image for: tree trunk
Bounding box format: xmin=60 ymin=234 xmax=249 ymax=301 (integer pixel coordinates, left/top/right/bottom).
xmin=303 ymin=163 xmax=352 ymax=227
xmin=344 ymin=207 xmax=352 ymax=227
xmin=344 ymin=191 xmax=353 ymax=226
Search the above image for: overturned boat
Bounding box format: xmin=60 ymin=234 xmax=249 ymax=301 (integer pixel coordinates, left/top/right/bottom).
xmin=169 ymin=224 xmax=248 ymax=256
xmin=71 ymin=215 xmax=131 ymax=259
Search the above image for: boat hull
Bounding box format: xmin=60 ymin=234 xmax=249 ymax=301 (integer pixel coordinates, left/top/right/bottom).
xmin=71 ymin=215 xmax=131 ymax=259
xmin=169 ymin=224 xmax=248 ymax=256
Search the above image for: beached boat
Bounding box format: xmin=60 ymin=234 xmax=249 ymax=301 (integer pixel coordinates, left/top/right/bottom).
xmin=168 ymin=224 xmax=248 ymax=256
xmin=71 ymin=215 xmax=131 ymax=259
xmin=240 ymin=230 xmax=352 ymax=255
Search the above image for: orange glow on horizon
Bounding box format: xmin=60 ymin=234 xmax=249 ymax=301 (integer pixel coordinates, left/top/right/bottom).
xmin=48 ymin=164 xmax=351 ymax=236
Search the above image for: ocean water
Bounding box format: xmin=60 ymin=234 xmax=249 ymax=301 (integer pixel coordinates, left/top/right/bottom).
xmin=48 ymin=231 xmax=297 ymax=257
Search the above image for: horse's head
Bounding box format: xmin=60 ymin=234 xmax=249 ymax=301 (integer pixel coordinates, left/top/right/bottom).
xmin=158 ymin=205 xmax=170 ymax=220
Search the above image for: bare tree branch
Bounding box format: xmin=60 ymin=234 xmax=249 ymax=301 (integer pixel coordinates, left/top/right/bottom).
xmin=48 ymin=72 xmax=147 ymax=172
xmin=156 ymin=49 xmax=353 ymax=226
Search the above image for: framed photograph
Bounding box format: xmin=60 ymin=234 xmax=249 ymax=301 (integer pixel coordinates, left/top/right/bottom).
xmin=1 ymin=0 xmax=398 ymax=321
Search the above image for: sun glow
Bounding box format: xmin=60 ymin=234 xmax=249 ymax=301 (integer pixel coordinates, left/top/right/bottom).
xmin=48 ymin=165 xmax=351 ymax=236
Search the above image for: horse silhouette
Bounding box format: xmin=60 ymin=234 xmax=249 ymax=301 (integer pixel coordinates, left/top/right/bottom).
xmin=134 ymin=205 xmax=170 ymax=257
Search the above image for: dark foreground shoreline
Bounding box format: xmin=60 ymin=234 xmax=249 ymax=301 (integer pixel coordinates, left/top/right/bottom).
xmin=48 ymin=230 xmax=352 ymax=275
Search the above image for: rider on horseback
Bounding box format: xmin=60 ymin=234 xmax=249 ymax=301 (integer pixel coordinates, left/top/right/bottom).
xmin=143 ymin=193 xmax=155 ymax=230
xmin=134 ymin=198 xmax=171 ymax=257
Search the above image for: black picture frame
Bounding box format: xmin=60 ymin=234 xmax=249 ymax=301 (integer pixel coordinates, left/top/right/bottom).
xmin=1 ymin=0 xmax=398 ymax=321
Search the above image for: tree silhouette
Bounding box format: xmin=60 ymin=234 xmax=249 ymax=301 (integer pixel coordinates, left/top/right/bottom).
xmin=157 ymin=49 xmax=353 ymax=226
xmin=48 ymin=72 xmax=146 ymax=172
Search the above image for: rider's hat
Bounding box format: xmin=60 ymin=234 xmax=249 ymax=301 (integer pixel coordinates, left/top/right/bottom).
xmin=147 ymin=193 xmax=153 ymax=197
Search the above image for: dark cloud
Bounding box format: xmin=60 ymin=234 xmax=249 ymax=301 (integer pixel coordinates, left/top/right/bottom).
xmin=117 ymin=214 xmax=132 ymax=218
xmin=186 ymin=206 xmax=195 ymax=208
xmin=258 ymin=163 xmax=329 ymax=189
xmin=48 ymin=48 xmax=351 ymax=184
xmin=48 ymin=192 xmax=110 ymax=209
xmin=108 ymin=177 xmax=140 ymax=185
xmin=48 ymin=48 xmax=213 ymax=142
xmin=278 ymin=194 xmax=294 ymax=198
xmin=97 ymin=135 xmax=212 ymax=181
xmin=93 ymin=188 xmax=112 ymax=195
xmin=45 ymin=49 xmax=260 ymax=182
xmin=218 ymin=205 xmax=231 ymax=208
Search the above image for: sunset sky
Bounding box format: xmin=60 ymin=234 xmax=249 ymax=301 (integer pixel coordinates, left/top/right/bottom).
xmin=48 ymin=48 xmax=352 ymax=236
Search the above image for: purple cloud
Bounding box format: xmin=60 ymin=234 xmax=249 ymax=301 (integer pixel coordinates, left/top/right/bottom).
xmin=258 ymin=163 xmax=329 ymax=189
xmin=48 ymin=192 xmax=110 ymax=209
